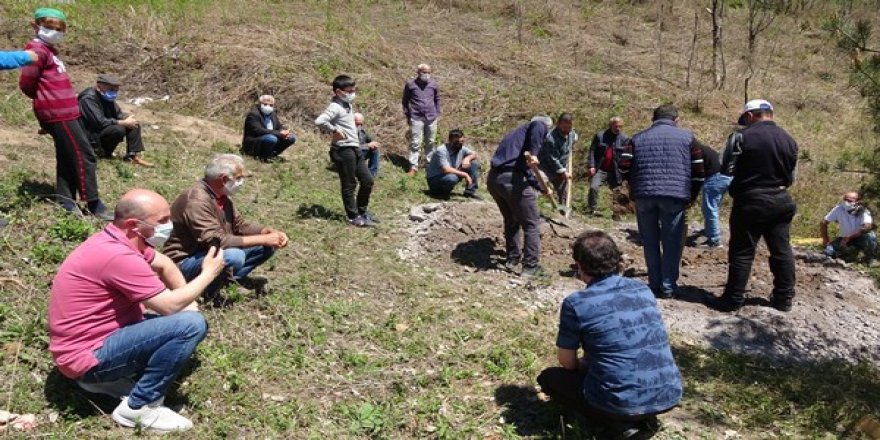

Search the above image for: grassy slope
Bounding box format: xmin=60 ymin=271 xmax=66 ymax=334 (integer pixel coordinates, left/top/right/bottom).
xmin=1 ymin=0 xmax=879 ymax=438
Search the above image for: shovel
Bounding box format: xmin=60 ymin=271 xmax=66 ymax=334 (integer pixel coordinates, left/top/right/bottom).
xmin=524 ymin=152 xmax=573 ymax=229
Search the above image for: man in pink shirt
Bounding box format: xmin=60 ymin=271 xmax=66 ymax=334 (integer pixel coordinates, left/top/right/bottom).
xmin=49 ymin=189 xmax=224 ymax=432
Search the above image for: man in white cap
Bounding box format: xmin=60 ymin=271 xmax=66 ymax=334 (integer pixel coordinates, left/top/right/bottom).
xmin=708 ymin=99 xmax=798 ymax=313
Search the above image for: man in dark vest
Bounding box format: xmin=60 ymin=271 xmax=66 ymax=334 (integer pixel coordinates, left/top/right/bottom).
xmin=618 ymin=105 xmax=705 ymax=299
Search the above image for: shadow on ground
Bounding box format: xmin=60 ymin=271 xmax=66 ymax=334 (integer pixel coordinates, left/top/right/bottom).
xmin=384 ymin=153 xmax=411 ymax=172
xmin=450 ymin=237 xmax=503 ymax=270
xmin=296 ymin=204 xmax=346 ymax=222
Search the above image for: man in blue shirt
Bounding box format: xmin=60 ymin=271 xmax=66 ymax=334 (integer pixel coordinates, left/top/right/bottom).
xmin=426 ymin=129 xmax=480 ymax=200
xmin=537 ymin=230 xmax=682 ymax=437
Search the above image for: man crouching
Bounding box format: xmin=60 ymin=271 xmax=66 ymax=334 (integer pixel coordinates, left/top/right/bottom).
xmin=48 ymin=189 xmax=225 ymax=432
xmin=537 ymin=230 xmax=682 ymax=437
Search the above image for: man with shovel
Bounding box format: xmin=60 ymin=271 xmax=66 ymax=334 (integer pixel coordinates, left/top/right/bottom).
xmin=488 ymin=115 xmax=553 ymax=278
xmin=539 ymin=113 xmax=577 ymax=215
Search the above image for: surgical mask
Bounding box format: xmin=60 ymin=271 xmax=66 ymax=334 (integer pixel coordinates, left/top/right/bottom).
xmin=340 ymin=92 xmax=356 ymax=103
xmin=842 ymin=201 xmax=862 ymax=215
xmin=38 ymin=26 xmax=64 ymax=45
xmin=260 ymin=104 xmax=274 ymax=115
xmin=140 ymin=221 xmax=173 ymax=248
xmin=224 ymin=177 xmax=244 ymax=195
xmin=100 ymin=90 xmax=118 ymax=102
xmin=418 ymin=73 xmax=431 ymax=82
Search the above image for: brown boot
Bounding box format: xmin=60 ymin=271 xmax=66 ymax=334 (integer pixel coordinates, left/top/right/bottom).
xmin=127 ymin=154 xmax=154 ymax=168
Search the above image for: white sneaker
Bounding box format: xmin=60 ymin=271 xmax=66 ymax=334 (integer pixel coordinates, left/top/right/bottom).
xmin=112 ymin=396 xmax=193 ymax=432
xmin=76 ymin=377 xmax=135 ymax=400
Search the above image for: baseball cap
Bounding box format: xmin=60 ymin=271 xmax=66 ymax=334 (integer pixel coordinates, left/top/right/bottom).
xmin=738 ymin=99 xmax=774 ymax=125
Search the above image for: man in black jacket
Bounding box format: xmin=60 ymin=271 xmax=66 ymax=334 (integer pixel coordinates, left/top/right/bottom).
xmin=78 ymin=74 xmax=152 ymax=167
xmin=241 ymin=95 xmax=296 ymax=162
xmin=709 ymin=99 xmax=798 ymax=313
xmin=587 ymin=117 xmax=628 ymax=216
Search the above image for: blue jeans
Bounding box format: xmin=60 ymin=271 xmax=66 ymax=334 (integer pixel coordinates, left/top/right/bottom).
xmin=360 ymin=147 xmax=380 ymax=177
xmin=177 ymin=246 xmax=274 ymax=296
xmin=701 ymin=173 xmax=732 ymax=245
xmin=427 ymin=162 xmax=479 ymax=197
xmin=257 ymin=134 xmax=296 ymax=159
xmin=636 ymin=197 xmax=687 ymax=295
xmin=827 ymin=232 xmax=877 ymax=261
xmin=79 ymin=312 xmax=207 ymax=408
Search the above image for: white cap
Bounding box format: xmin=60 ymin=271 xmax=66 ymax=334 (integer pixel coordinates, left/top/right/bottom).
xmin=738 ymin=99 xmax=774 ymax=125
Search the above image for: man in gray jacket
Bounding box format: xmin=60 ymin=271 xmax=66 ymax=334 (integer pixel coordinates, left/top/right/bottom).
xmin=539 ymin=113 xmax=577 ymax=208
xmin=315 ymin=75 xmax=377 ymax=227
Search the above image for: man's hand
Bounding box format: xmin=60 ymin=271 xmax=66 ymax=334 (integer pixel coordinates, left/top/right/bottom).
xmin=526 ymin=154 xmax=540 ymax=168
xmin=120 ymin=115 xmax=139 ymax=129
xmin=368 ymin=141 xmax=380 ymax=150
xmin=589 ymin=167 xmax=597 ymax=177
xmin=201 ymin=246 xmax=225 ymax=278
xmin=559 ymin=170 xmax=571 ymax=180
xmin=462 ymin=173 xmax=473 ymax=187
xmin=25 ymin=50 xmax=38 ymax=63
xmin=543 ymin=187 xmax=553 ymax=197
xmin=461 ymin=159 xmax=471 ymax=169
xmin=280 ymin=129 xmax=291 ymax=140
xmin=263 ymin=231 xmax=288 ymax=248
xmin=332 ymin=130 xmax=345 ymax=142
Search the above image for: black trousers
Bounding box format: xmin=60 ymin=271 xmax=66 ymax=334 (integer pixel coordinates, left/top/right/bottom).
xmin=45 ymin=119 xmax=100 ymax=205
xmin=723 ymin=190 xmax=797 ymax=303
xmin=331 ymin=147 xmax=373 ymax=219
xmin=97 ymin=124 xmax=144 ymax=158
xmin=537 ymin=367 xmax=668 ymax=423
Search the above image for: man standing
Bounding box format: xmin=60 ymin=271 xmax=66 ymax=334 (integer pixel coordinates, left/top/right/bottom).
xmin=618 ymin=105 xmax=705 ymax=298
xmin=539 ymin=113 xmax=577 ymax=208
xmin=315 ymin=75 xmax=377 ymax=227
xmin=78 ymin=74 xmax=153 ymax=167
xmin=354 ymin=112 xmax=381 ymax=178
xmin=487 ymin=115 xmax=553 ymax=277
xmin=699 ymin=142 xmax=731 ymax=247
xmin=241 ymin=94 xmax=296 ymax=162
xmin=49 ymin=189 xmax=225 ymax=431
xmin=820 ymin=191 xmax=875 ymax=265
xmin=19 ymin=7 xmax=112 ymax=219
xmin=537 ymin=231 xmax=682 ymax=438
xmin=426 ymin=128 xmax=481 ymax=200
xmin=710 ymin=99 xmax=798 ymax=312
xmin=401 ymin=63 xmax=440 ymax=176
xmin=587 ymin=117 xmax=628 ymax=216
xmin=164 ymin=154 xmax=288 ymax=298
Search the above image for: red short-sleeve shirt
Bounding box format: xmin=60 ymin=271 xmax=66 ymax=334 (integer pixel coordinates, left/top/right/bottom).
xmin=48 ymin=224 xmax=166 ymax=379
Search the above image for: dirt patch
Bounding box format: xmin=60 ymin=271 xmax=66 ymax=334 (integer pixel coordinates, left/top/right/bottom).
xmin=400 ymin=202 xmax=880 ymax=364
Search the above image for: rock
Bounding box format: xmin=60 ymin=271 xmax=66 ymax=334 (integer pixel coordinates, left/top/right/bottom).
xmin=409 ymin=207 xmax=427 ymax=222
xmin=422 ymin=203 xmax=442 ymax=213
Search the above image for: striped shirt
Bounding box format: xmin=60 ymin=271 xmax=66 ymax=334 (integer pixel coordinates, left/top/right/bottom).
xmin=19 ymin=39 xmax=80 ymax=124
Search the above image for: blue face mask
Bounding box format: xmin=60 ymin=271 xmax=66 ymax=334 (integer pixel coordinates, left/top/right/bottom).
xmin=100 ymin=90 xmax=118 ymax=102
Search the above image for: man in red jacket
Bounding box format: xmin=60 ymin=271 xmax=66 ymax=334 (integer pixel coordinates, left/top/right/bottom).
xmin=19 ymin=7 xmax=111 ymax=220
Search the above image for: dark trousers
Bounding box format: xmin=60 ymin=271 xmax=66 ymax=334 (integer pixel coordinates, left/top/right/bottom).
xmin=331 ymin=146 xmax=374 ymax=219
xmin=97 ymin=124 xmax=144 ymax=158
xmin=45 ymin=119 xmax=100 ymax=205
xmin=487 ymin=169 xmax=541 ymax=268
xmin=723 ymin=191 xmax=797 ymax=304
xmin=537 ymin=367 xmax=667 ymax=423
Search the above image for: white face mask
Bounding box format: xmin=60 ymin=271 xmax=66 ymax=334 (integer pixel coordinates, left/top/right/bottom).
xmin=141 ymin=221 xmax=173 ymax=248
xmin=38 ymin=26 xmax=64 ymax=45
xmin=260 ymin=104 xmax=274 ymax=115
xmin=418 ymin=73 xmax=431 ymax=81
xmin=340 ymin=92 xmax=356 ymax=103
xmin=224 ymin=177 xmax=244 ymax=195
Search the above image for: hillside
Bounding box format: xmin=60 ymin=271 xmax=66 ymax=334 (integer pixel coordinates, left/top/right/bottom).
xmin=2 ymin=0 xmax=880 ymax=438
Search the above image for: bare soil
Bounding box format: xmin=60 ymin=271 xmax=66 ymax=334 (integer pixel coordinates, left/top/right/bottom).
xmin=400 ymin=201 xmax=880 ymax=365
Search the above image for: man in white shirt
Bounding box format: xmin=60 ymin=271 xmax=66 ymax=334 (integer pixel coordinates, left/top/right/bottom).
xmin=820 ymin=191 xmax=876 ymax=264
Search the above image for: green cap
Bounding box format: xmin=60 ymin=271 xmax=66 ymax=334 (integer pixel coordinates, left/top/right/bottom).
xmin=34 ymin=8 xmax=67 ymax=22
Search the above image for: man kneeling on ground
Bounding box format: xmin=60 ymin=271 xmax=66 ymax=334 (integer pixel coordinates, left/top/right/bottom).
xmin=49 ymin=189 xmax=225 ymax=432
xmin=426 ymin=128 xmax=481 ymax=200
xmin=164 ymin=154 xmax=288 ymax=299
xmin=78 ymin=74 xmax=153 ymax=167
xmin=821 ymin=191 xmax=876 ymax=265
xmin=537 ymin=230 xmax=682 ymax=438
xmin=241 ymin=94 xmax=296 ymax=162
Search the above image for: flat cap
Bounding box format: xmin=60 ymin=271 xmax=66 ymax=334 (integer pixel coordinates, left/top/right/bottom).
xmin=96 ymin=73 xmax=121 ymax=86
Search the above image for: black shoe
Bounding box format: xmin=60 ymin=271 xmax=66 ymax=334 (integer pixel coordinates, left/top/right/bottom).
xmin=463 ymin=192 xmax=484 ymax=201
xmin=502 ymin=258 xmax=520 ymax=272
xmin=704 ymin=295 xmax=743 ymax=313
xmin=651 ymin=288 xmax=675 ymax=300
xmin=364 ymin=211 xmax=381 ymax=224
xmin=769 ymin=296 xmax=793 ymax=312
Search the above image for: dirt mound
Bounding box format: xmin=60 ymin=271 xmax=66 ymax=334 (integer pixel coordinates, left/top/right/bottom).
xmin=400 ymin=202 xmax=880 ymax=364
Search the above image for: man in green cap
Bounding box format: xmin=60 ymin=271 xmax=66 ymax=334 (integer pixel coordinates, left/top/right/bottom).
xmin=19 ymin=7 xmax=112 ymax=220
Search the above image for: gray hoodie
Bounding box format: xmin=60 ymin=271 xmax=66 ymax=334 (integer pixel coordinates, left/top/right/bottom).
xmin=314 ymin=97 xmax=359 ymax=148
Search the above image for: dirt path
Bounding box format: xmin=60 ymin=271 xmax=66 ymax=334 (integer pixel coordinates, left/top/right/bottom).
xmin=399 ymin=201 xmax=880 ymax=365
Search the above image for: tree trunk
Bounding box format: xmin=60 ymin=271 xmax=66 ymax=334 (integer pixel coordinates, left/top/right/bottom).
xmin=711 ymin=0 xmax=725 ymax=89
